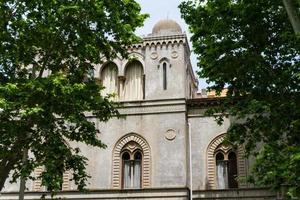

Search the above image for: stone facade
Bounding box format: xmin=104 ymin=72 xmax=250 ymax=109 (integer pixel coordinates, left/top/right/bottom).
xmin=1 ymin=19 xmax=277 ymax=200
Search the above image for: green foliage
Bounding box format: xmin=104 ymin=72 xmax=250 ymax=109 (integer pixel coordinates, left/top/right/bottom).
xmin=0 ymin=0 xmax=147 ymax=193
xmin=180 ymin=0 xmax=300 ymax=198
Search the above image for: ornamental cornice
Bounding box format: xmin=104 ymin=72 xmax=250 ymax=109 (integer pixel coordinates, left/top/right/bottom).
xmin=143 ymin=33 xmax=186 ymax=41
xmin=84 ymin=99 xmax=187 ymax=117
xmin=117 ymin=104 xmax=186 ymax=115
xmin=126 ymin=34 xmax=187 ymax=51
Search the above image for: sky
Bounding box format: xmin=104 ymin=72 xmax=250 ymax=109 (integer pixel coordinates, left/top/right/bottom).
xmin=135 ymin=0 xmax=207 ymax=89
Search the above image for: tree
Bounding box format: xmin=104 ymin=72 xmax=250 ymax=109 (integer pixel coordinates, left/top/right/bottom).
xmin=0 ymin=0 xmax=147 ymax=193
xmin=180 ymin=0 xmax=300 ymax=198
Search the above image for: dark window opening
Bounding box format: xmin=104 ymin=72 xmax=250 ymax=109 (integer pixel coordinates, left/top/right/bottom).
xmin=143 ymin=75 xmax=145 ymax=99
xmin=228 ymin=152 xmax=238 ymax=188
xmin=163 ymin=63 xmax=167 ymax=90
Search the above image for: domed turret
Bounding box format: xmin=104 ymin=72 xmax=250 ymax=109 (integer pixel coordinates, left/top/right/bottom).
xmin=152 ymin=19 xmax=182 ymax=35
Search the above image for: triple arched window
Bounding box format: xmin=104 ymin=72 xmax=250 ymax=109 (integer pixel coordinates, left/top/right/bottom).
xmin=100 ymin=61 xmax=144 ymax=101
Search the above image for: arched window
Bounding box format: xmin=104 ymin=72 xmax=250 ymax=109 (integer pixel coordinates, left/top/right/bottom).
xmin=100 ymin=62 xmax=118 ymax=98
xmin=158 ymin=57 xmax=170 ymax=91
xmin=133 ymin=152 xmax=142 ymax=188
xmin=228 ymin=152 xmax=238 ymax=188
xmin=121 ymin=144 xmax=142 ymax=189
xmin=214 ymin=149 xmax=238 ymax=189
xmin=112 ymin=134 xmax=151 ymax=189
xmin=207 ymin=134 xmax=247 ymax=189
xmin=216 ymin=152 xmax=227 ymax=189
xmin=122 ymin=152 xmax=131 ymax=188
xmin=163 ymin=62 xmax=167 ymax=90
xmin=123 ymin=61 xmax=144 ymax=101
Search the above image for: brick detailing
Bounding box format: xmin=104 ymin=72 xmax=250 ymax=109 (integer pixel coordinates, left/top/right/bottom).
xmin=32 ymin=166 xmax=44 ymax=191
xmin=61 ymin=171 xmax=70 ymax=190
xmin=206 ymin=133 xmax=247 ymax=189
xmin=33 ymin=167 xmax=70 ymax=191
xmin=112 ymin=133 xmax=151 ymax=189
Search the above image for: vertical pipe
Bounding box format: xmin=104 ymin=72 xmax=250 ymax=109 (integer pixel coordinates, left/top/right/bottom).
xmin=188 ymin=123 xmax=193 ymax=200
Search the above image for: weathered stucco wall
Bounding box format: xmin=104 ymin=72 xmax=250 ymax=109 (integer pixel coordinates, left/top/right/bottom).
xmin=144 ymin=37 xmax=188 ymax=100
xmin=188 ymin=113 xmax=231 ymax=190
xmin=82 ymin=112 xmax=187 ymax=189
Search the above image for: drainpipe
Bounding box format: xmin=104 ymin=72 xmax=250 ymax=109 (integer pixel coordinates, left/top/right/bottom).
xmin=188 ymin=123 xmax=193 ymax=200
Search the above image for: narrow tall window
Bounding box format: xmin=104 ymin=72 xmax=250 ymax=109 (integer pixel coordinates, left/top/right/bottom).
xmin=101 ymin=63 xmax=118 ymax=98
xmin=142 ymin=75 xmax=145 ymax=99
xmin=122 ymin=151 xmax=142 ymax=189
xmin=228 ymin=152 xmax=238 ymax=188
xmin=163 ymin=62 xmax=167 ymax=90
xmin=124 ymin=61 xmax=143 ymax=100
xmin=122 ymin=152 xmax=131 ymax=188
xmin=216 ymin=152 xmax=227 ymax=189
xmin=133 ymin=152 xmax=142 ymax=188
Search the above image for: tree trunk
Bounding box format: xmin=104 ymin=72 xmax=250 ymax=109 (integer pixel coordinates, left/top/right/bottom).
xmin=283 ymin=0 xmax=300 ymax=35
xmin=18 ymin=148 xmax=28 ymax=200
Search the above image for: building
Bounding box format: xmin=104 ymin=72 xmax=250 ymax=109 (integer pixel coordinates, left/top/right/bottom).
xmin=1 ymin=19 xmax=277 ymax=200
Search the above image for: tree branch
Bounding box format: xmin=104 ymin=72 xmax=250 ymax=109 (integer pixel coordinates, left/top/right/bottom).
xmin=283 ymin=0 xmax=300 ymax=35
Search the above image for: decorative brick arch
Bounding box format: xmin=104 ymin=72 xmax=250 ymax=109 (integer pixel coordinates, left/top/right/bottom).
xmin=206 ymin=133 xmax=247 ymax=189
xmin=112 ymin=133 xmax=151 ymax=189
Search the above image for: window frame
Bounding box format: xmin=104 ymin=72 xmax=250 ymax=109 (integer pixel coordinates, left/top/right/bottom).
xmin=121 ymin=149 xmax=143 ymax=189
xmin=214 ymin=149 xmax=238 ymax=189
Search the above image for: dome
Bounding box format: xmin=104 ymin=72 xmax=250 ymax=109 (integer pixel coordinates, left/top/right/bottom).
xmin=152 ymin=19 xmax=182 ymax=35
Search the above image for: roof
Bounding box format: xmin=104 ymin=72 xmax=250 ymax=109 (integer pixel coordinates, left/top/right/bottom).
xmin=152 ymin=19 xmax=182 ymax=35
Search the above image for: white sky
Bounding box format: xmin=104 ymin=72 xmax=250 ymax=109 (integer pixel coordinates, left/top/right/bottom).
xmin=135 ymin=0 xmax=207 ymax=89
